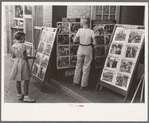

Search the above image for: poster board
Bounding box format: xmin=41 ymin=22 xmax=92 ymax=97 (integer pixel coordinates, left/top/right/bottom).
xmin=96 ymin=24 xmax=145 ymax=102
xmin=31 ymin=27 xmax=57 ymax=82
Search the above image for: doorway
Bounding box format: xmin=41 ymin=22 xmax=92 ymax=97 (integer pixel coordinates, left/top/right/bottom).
xmin=52 ymin=6 xmax=67 ymax=27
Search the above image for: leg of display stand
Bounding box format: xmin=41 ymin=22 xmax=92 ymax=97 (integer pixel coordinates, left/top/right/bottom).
xmin=140 ymin=79 xmax=145 ymax=102
xmin=41 ymin=80 xmax=45 ymax=92
xmin=99 ymin=86 xmax=102 ymax=91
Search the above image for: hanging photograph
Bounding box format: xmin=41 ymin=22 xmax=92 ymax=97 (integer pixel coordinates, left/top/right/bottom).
xmin=70 ymin=56 xmax=77 ymax=67
xmin=106 ymin=56 xmax=119 ymax=69
xmin=40 ymin=31 xmax=47 ymax=42
xmin=96 ymin=36 xmax=104 ymax=45
xmin=103 ymin=15 xmax=108 ymax=21
xmin=37 ymin=66 xmax=46 ymax=80
xmin=70 ymin=22 xmax=81 ymax=33
xmin=103 ymin=6 xmax=109 ymax=14
xmin=101 ymin=69 xmax=115 ymax=82
xmin=96 ymin=6 xmax=102 ymax=15
xmin=37 ymin=42 xmax=45 ymax=53
xmin=104 ymin=25 xmax=114 ymax=34
xmin=43 ymin=43 xmax=51 ymax=56
xmin=125 ymin=45 xmax=139 ymax=58
xmin=15 ymin=5 xmax=23 ymax=18
xmin=25 ymin=5 xmax=32 ymax=15
xmin=128 ymin=30 xmax=143 ymax=43
xmin=93 ymin=25 xmax=104 ymax=36
xmin=110 ymin=43 xmax=123 ymax=55
xmin=40 ymin=55 xmax=49 ymax=68
xmin=57 ymin=57 xmax=69 ymax=68
xmin=94 ymin=46 xmax=105 ymax=56
xmin=35 ymin=52 xmax=43 ymax=64
xmin=70 ymin=34 xmax=79 ymax=45
xmin=114 ymin=28 xmax=126 ymax=41
xmin=120 ymin=59 xmax=133 ymax=73
xmin=47 ymin=32 xmax=55 ymax=44
xmin=70 ymin=45 xmax=79 ymax=55
xmin=31 ymin=63 xmax=39 ymax=76
xmin=57 ymin=46 xmax=69 ymax=56
xmin=104 ymin=35 xmax=111 ymax=45
xmin=115 ymin=73 xmax=129 ymax=90
xmin=110 ymin=6 xmax=116 ymax=14
xmin=58 ymin=35 xmax=69 ymax=45
xmin=95 ymin=57 xmax=105 ymax=68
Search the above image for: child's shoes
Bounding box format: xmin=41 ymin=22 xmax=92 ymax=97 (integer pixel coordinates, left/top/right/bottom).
xmin=17 ymin=94 xmax=24 ymax=100
xmin=23 ymin=95 xmax=35 ymax=103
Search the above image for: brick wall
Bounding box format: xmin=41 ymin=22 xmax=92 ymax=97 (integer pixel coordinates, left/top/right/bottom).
xmin=67 ymin=6 xmax=91 ymax=18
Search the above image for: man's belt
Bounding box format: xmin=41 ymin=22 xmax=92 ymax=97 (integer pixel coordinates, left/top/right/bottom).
xmin=79 ymin=43 xmax=92 ymax=46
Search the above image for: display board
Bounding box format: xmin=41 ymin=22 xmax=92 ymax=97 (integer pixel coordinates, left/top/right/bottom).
xmin=31 ymin=27 xmax=57 ymax=82
xmin=24 ymin=41 xmax=33 ymax=56
xmin=96 ymin=24 xmax=145 ymax=102
xmin=93 ymin=23 xmax=115 ymax=68
xmin=57 ymin=21 xmax=80 ymax=70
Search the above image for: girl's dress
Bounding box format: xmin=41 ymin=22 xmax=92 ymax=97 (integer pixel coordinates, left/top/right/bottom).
xmin=10 ymin=43 xmax=31 ymax=81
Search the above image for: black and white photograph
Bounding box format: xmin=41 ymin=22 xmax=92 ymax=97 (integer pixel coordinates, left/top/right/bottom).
xmin=120 ymin=59 xmax=133 ymax=73
xmin=2 ymin=2 xmax=147 ymax=122
xmin=110 ymin=43 xmax=123 ymax=55
xmin=115 ymin=73 xmax=129 ymax=89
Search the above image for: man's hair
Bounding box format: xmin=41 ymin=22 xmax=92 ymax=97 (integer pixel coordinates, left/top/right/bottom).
xmin=81 ymin=16 xmax=90 ymax=25
xmin=14 ymin=31 xmax=26 ymax=40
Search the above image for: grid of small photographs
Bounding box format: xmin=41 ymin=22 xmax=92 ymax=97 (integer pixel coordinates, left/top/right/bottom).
xmin=93 ymin=24 xmax=114 ymax=68
xmin=57 ymin=22 xmax=80 ymax=69
xmin=101 ymin=26 xmax=145 ymax=91
xmin=31 ymin=28 xmax=57 ymax=81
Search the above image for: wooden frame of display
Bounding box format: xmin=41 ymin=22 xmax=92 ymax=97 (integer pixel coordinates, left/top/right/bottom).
xmin=95 ymin=24 xmax=145 ymax=103
xmin=31 ymin=27 xmax=57 ymax=91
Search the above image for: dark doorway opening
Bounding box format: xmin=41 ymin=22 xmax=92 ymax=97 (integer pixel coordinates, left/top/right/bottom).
xmin=52 ymin=6 xmax=67 ymax=28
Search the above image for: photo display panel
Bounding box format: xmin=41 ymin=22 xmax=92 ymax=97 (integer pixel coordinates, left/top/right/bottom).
xmin=31 ymin=27 xmax=57 ymax=81
xmin=100 ymin=26 xmax=145 ymax=91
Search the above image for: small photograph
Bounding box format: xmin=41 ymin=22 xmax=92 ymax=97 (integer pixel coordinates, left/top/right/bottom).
xmin=35 ymin=52 xmax=43 ymax=64
xmin=104 ymin=25 xmax=114 ymax=34
xmin=60 ymin=22 xmax=70 ymax=34
xmin=70 ymin=56 xmax=77 ymax=67
xmin=93 ymin=25 xmax=104 ymax=36
xmin=110 ymin=15 xmax=115 ymax=20
xmin=37 ymin=66 xmax=46 ymax=80
xmin=70 ymin=34 xmax=79 ymax=44
xmin=128 ymin=31 xmax=143 ymax=43
xmin=96 ymin=15 xmax=102 ymax=21
xmin=57 ymin=22 xmax=63 ymax=34
xmin=58 ymin=35 xmax=69 ymax=45
xmin=31 ymin=63 xmax=39 ymax=76
xmin=125 ymin=45 xmax=138 ymax=58
xmin=43 ymin=44 xmax=51 ymax=56
xmin=96 ymin=6 xmax=102 ymax=14
xmin=95 ymin=57 xmax=105 ymax=68
xmin=103 ymin=15 xmax=108 ymax=21
xmin=57 ymin=46 xmax=69 ymax=56
xmin=114 ymin=29 xmax=126 ymax=41
xmin=40 ymin=31 xmax=47 ymax=42
xmin=25 ymin=5 xmax=32 ymax=15
xmin=24 ymin=42 xmax=33 ymax=56
xmin=94 ymin=46 xmax=105 ymax=56
xmin=37 ymin=42 xmax=45 ymax=53
xmin=120 ymin=59 xmax=133 ymax=73
xmin=47 ymin=32 xmax=55 ymax=44
xmin=15 ymin=5 xmax=23 ymax=18
xmin=106 ymin=56 xmax=118 ymax=69
xmin=57 ymin=57 xmax=69 ymax=68
xmin=70 ymin=45 xmax=79 ymax=55
xmin=40 ymin=55 xmax=49 ymax=68
xmin=103 ymin=6 xmax=109 ymax=14
xmin=96 ymin=36 xmax=104 ymax=45
xmin=115 ymin=73 xmax=129 ymax=88
xmin=110 ymin=6 xmax=116 ymax=14
xmin=110 ymin=43 xmax=123 ymax=55
xmin=102 ymin=70 xmax=114 ymax=82
xmin=70 ymin=22 xmax=81 ymax=33
xmin=104 ymin=35 xmax=111 ymax=45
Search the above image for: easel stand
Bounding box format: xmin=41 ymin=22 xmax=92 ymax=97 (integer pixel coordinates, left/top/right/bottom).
xmin=131 ymin=74 xmax=145 ymax=103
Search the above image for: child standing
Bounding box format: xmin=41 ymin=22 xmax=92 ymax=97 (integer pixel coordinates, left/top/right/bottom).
xmin=10 ymin=32 xmax=36 ymax=102
xmin=73 ymin=16 xmax=97 ymax=90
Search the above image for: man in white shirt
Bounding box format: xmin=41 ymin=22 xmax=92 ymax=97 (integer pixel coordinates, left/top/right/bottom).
xmin=73 ymin=16 xmax=97 ymax=90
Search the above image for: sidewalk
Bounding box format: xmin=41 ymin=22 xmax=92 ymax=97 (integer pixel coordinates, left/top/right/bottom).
xmin=4 ymin=54 xmax=79 ymax=103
